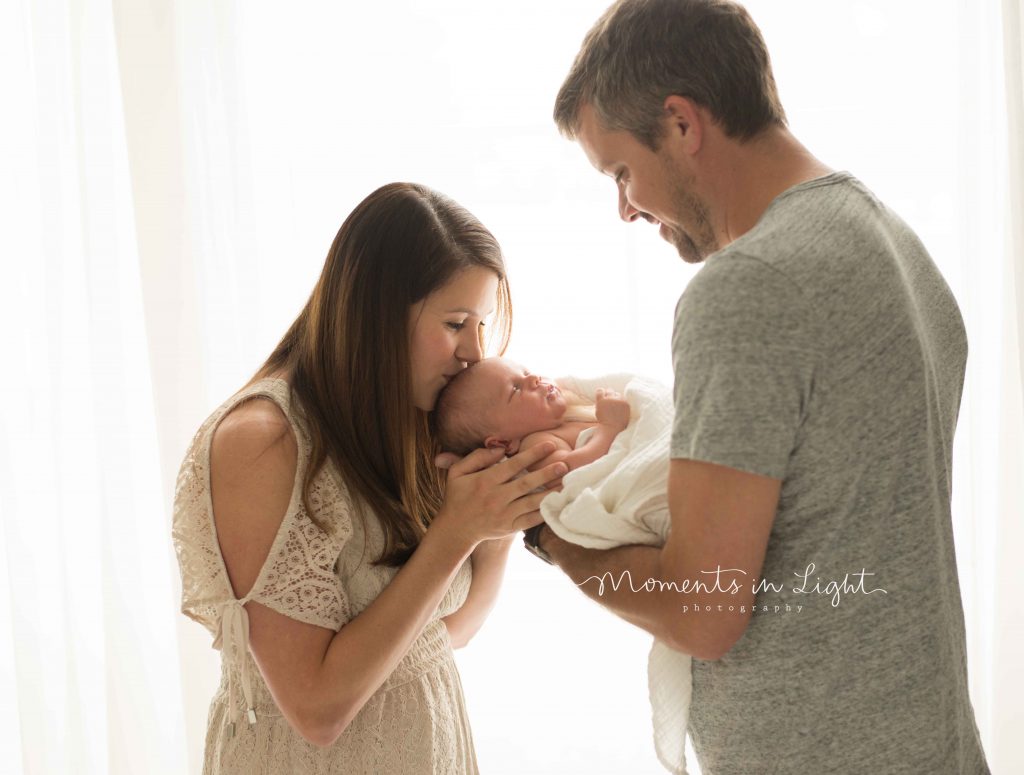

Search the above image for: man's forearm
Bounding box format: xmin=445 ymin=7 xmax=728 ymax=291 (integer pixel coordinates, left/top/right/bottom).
xmin=540 ymin=529 xmax=752 ymax=660
xmin=546 ymin=539 xmax=673 ymax=635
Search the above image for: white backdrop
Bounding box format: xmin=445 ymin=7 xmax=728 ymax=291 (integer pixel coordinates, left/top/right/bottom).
xmin=1 ymin=0 xmax=1022 ymax=773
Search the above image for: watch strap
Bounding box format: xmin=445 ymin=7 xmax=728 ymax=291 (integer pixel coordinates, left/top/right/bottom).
xmin=523 ymin=523 xmax=553 ymax=564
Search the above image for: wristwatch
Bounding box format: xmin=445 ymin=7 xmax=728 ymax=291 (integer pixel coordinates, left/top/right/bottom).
xmin=523 ymin=524 xmax=553 ymax=564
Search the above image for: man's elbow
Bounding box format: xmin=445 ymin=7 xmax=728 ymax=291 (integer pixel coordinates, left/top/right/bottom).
xmin=662 ymin=633 xmax=733 ymax=661
xmin=663 ymin=616 xmax=750 ymax=661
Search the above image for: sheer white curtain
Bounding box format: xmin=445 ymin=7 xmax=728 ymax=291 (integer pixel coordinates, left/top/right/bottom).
xmin=0 ymin=0 xmax=188 ymax=772
xmin=1 ymin=1 xmax=1022 ymax=773
xmin=994 ymin=0 xmax=1024 ymax=763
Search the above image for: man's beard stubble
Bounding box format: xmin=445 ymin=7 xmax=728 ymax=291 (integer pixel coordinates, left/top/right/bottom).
xmin=664 ymin=165 xmax=719 ymax=265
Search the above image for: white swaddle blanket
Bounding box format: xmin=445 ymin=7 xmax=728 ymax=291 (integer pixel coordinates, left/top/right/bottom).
xmin=541 ymin=372 xmax=691 ymax=775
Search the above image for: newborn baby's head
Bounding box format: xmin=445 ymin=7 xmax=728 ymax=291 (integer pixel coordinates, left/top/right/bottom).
xmin=434 ymin=357 xmax=568 ymax=454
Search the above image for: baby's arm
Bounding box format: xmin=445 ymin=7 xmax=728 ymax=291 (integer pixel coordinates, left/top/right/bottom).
xmin=521 ymin=389 xmax=631 ymax=474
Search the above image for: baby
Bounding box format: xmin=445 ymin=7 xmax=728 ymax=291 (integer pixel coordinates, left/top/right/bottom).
xmin=437 ymin=358 xmax=687 ymax=775
xmin=434 ymin=357 xmax=631 ymax=473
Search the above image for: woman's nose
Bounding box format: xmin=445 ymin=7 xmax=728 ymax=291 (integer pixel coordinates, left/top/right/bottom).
xmin=527 ymin=375 xmax=541 ymax=389
xmin=456 ymin=331 xmax=484 ymax=364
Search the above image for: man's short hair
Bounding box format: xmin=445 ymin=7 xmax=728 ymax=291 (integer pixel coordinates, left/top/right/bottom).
xmin=554 ymin=0 xmax=787 ymax=149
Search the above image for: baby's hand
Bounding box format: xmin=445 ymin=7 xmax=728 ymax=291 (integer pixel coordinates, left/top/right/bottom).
xmin=595 ymin=388 xmax=630 ymax=431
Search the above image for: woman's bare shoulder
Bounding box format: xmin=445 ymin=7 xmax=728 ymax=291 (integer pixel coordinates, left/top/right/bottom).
xmin=213 ymin=397 xmax=296 ymax=465
xmin=210 ymin=397 xmax=298 ymax=597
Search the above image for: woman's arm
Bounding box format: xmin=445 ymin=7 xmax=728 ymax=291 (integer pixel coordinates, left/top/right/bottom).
xmin=441 ymin=536 xmax=515 ymax=648
xmin=212 ymin=400 xmax=566 ymax=747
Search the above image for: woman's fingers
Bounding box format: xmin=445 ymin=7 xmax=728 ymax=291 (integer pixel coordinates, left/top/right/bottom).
xmin=512 ymin=460 xmax=568 ymax=493
xmin=511 ymin=508 xmax=545 ymax=532
xmin=491 ymin=442 xmax=557 ymax=481
xmin=446 ymin=445 xmax=507 ymax=477
xmin=437 ymin=443 xmax=564 ymax=542
xmin=507 ymin=485 xmax=557 ymax=528
xmin=434 ymin=451 xmax=462 ymax=470
xmin=448 ymin=442 xmax=559 ymax=482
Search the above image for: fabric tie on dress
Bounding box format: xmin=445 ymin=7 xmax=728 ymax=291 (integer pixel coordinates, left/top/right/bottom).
xmin=212 ymin=598 xmax=257 ymax=736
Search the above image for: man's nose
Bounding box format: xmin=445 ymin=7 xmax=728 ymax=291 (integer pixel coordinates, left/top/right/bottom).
xmin=618 ymin=186 xmax=640 ymax=223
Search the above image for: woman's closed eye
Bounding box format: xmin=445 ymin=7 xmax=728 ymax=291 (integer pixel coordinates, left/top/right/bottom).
xmin=446 ymin=319 xmax=487 ymax=332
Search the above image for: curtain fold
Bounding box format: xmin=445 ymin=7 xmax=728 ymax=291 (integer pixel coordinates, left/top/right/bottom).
xmin=0 ymin=0 xmax=188 ymax=772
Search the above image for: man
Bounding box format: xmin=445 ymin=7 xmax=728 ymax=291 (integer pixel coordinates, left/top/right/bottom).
xmin=525 ymin=0 xmax=990 ymax=772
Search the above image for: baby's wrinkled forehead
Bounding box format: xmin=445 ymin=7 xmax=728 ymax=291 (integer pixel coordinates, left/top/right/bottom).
xmin=445 ymin=357 xmax=528 ymax=416
xmin=440 ymin=360 xmax=500 ymax=413
xmin=475 ymin=358 xmax=531 ymax=400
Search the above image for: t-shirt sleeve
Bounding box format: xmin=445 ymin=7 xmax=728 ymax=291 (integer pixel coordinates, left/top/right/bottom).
xmin=670 ymin=253 xmax=821 ymax=479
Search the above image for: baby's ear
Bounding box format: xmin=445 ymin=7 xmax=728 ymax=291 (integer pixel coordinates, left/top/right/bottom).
xmin=484 ymin=436 xmax=509 ymax=452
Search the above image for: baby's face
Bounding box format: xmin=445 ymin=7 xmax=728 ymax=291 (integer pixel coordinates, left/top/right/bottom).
xmin=472 ymin=358 xmax=568 ymax=448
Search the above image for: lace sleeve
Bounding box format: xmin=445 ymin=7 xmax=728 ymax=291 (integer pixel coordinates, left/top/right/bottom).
xmin=173 ymin=382 xmax=353 ymax=636
xmin=246 ymin=461 xmax=354 ymax=630
xmin=173 ymin=420 xmax=237 ymax=636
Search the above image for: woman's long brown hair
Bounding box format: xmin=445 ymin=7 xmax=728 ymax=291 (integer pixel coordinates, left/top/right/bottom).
xmin=250 ymin=183 xmax=511 ymax=566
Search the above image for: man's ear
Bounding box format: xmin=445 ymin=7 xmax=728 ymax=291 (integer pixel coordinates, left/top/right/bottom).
xmin=662 ymin=95 xmax=703 ymax=155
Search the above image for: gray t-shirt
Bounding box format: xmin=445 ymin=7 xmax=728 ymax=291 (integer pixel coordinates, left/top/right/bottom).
xmin=670 ymin=172 xmax=988 ymax=774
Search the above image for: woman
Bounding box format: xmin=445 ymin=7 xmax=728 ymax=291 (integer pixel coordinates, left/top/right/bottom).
xmin=172 ymin=182 xmax=566 ymax=773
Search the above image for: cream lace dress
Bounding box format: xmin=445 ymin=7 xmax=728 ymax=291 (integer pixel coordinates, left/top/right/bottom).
xmin=172 ymin=378 xmax=478 ymax=774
